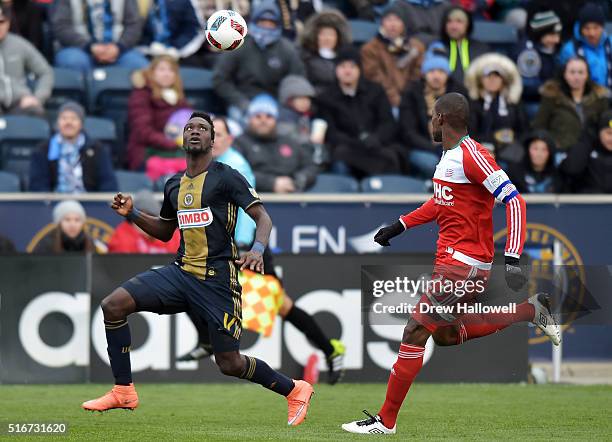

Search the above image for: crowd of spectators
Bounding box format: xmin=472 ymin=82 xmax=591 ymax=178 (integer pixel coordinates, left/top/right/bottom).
xmin=0 ymin=0 xmax=611 ymax=194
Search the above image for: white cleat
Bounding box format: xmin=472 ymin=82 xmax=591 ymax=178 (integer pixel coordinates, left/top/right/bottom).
xmin=341 ymin=410 xmax=396 ymax=435
xmin=528 ymin=293 xmax=561 ymax=346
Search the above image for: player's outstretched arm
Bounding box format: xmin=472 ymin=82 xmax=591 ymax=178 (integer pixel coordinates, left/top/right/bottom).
xmin=235 ymin=203 xmax=272 ymax=273
xmin=375 ymin=198 xmax=437 ymax=247
xmin=111 ymin=193 xmax=177 ymax=242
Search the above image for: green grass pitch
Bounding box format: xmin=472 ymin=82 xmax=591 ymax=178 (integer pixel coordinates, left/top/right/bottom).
xmin=1 ymin=383 xmax=611 ymax=440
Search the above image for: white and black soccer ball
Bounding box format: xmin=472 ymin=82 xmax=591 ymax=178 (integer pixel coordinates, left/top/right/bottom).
xmin=205 ymin=10 xmax=248 ymax=51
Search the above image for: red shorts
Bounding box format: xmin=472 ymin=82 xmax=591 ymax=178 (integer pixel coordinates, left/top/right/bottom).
xmin=411 ymin=249 xmax=491 ymax=332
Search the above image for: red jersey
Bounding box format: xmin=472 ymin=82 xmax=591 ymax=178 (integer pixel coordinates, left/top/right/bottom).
xmin=108 ymin=221 xmax=181 ymax=254
xmin=400 ymin=136 xmax=526 ymax=266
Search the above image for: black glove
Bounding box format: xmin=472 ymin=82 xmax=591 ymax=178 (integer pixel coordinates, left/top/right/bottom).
xmin=374 ymin=221 xmax=404 ymax=246
xmin=505 ymin=256 xmax=527 ymax=291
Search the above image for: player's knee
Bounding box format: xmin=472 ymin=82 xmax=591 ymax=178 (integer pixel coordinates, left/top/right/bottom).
xmin=432 ymin=327 xmax=459 ymax=346
xmin=215 ymin=354 xmax=243 ymax=377
xmin=402 ymin=319 xmax=430 ymax=346
xmin=101 ymin=294 xmax=128 ymax=320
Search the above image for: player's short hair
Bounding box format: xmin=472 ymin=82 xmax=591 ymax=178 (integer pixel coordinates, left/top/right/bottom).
xmin=189 ymin=111 xmax=215 ymax=141
xmin=435 ymin=92 xmax=469 ymax=130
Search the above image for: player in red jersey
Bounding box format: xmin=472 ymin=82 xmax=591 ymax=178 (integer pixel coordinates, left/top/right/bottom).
xmin=342 ymin=93 xmax=561 ymax=435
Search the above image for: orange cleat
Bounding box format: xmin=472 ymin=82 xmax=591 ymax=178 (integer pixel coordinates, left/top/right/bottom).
xmin=81 ymin=383 xmax=139 ymax=412
xmin=286 ymin=380 xmax=314 ymax=426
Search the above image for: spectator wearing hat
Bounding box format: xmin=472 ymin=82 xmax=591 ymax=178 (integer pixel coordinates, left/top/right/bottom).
xmin=560 ymin=110 xmax=612 ymax=193
xmin=514 ymin=10 xmax=562 ymax=103
xmin=316 ymin=46 xmax=406 ymax=178
xmin=299 ymin=10 xmax=352 ymax=95
xmin=51 ymin=0 xmax=149 ymax=73
xmin=436 ymin=5 xmax=488 ymax=86
xmin=29 ymin=102 xmax=118 ymax=193
xmin=32 ymin=200 xmax=99 ymax=253
xmin=398 ymin=43 xmax=467 ymax=176
xmin=533 ymin=56 xmax=609 ymax=152
xmin=108 ymin=189 xmax=180 ymax=253
xmin=234 ymin=94 xmax=318 ymax=193
xmin=0 ymin=3 xmax=53 ymax=116
xmin=507 ymin=130 xmax=561 ymax=193
xmin=559 ymin=2 xmax=612 ymax=88
xmin=212 ymin=0 xmax=305 ymax=123
xmin=360 ymin=2 xmax=424 ymax=111
xmin=465 ymin=53 xmax=527 ymax=165
xmin=277 ymin=74 xmax=317 ymax=145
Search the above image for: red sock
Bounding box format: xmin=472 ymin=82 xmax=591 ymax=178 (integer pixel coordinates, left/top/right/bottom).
xmin=457 ymin=301 xmax=534 ymax=344
xmin=378 ymin=343 xmax=424 ymax=429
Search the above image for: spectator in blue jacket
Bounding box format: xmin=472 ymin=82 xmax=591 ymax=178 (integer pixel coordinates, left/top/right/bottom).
xmin=212 ymin=116 xmax=256 ymax=248
xmin=29 ymin=102 xmax=118 ymax=193
xmin=514 ymin=10 xmax=562 ymax=102
xmin=138 ymin=0 xmax=205 ymax=64
xmin=559 ymin=2 xmax=612 ymax=89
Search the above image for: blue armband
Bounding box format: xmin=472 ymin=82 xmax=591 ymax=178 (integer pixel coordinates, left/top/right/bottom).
xmin=126 ymin=208 xmax=141 ymax=222
xmin=251 ymin=241 xmax=265 ymax=255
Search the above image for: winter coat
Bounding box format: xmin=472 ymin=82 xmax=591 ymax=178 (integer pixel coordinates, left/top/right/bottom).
xmin=533 ymin=80 xmax=609 ymax=151
xmin=233 ymin=131 xmax=318 ymax=192
xmin=465 ymin=53 xmax=527 ymax=158
xmin=559 ymin=22 xmax=612 ymax=88
xmin=513 ymin=38 xmax=559 ymax=102
xmin=299 ymin=10 xmax=352 ymax=94
xmin=108 ymin=220 xmax=181 ymax=253
xmin=437 ymin=6 xmax=489 ymax=85
xmin=51 ymin=0 xmax=143 ymax=50
xmin=560 ymin=128 xmax=612 ymax=193
xmin=29 ymin=135 xmax=118 ymax=192
xmin=140 ymin=0 xmax=205 ymax=58
xmin=506 ymin=131 xmax=561 ymax=193
xmin=316 ymin=78 xmax=406 ymax=176
xmin=0 ymin=33 xmax=53 ymax=109
xmin=360 ymin=34 xmax=425 ymax=107
xmin=126 ymin=70 xmax=190 ymax=170
xmin=394 ymin=0 xmax=451 ymax=44
xmin=32 ymin=228 xmax=97 ymax=254
xmin=212 ymin=35 xmax=305 ymax=110
xmin=399 ymin=77 xmax=468 ymax=152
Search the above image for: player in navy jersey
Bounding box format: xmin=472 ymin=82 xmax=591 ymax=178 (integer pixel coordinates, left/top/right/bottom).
xmin=82 ymin=112 xmax=314 ymax=427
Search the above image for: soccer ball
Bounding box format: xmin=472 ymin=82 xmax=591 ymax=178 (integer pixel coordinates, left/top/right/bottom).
xmin=205 ymin=10 xmax=248 ymax=51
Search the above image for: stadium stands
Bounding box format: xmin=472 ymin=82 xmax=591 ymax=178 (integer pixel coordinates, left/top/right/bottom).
xmin=0 ymin=170 xmax=20 ymax=192
xmin=115 ymin=170 xmax=153 ymax=192
xmin=361 ymin=175 xmax=427 ymax=193
xmin=307 ymin=173 xmax=360 ymax=193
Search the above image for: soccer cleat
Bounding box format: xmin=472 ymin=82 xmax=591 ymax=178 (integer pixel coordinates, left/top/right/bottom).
xmin=326 ymin=339 xmax=346 ymax=385
xmin=286 ymin=380 xmax=314 ymax=426
xmin=176 ymin=343 xmax=213 ymax=362
xmin=81 ymin=384 xmax=139 ymax=412
xmin=528 ymin=293 xmax=562 ymax=346
xmin=341 ymin=410 xmax=396 ymax=434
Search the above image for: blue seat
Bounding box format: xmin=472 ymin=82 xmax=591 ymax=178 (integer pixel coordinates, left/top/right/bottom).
xmin=606 ymin=22 xmax=612 ymax=35
xmin=84 ymin=117 xmax=117 ymax=142
xmin=472 ymin=21 xmax=518 ymax=53
xmin=0 ymin=115 xmax=50 ymax=187
xmin=154 ymin=173 xmax=176 ymax=191
xmin=0 ymin=170 xmax=20 ymax=192
xmin=361 ymin=175 xmax=426 ymax=193
xmin=179 ymin=67 xmax=223 ymax=114
xmin=115 ymin=170 xmax=153 ymax=192
xmin=349 ymin=19 xmax=378 ymax=45
xmin=307 ymin=173 xmax=359 ymax=193
xmin=46 ymin=67 xmax=86 ymax=111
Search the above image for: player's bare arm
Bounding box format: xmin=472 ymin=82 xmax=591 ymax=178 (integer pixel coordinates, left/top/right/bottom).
xmin=111 ymin=193 xmax=177 ymax=242
xmin=235 ymin=203 xmax=272 ymax=273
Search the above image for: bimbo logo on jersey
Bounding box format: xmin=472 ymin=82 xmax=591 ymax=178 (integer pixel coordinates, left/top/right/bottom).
xmin=178 ymin=208 xmax=213 ymax=229
xmin=433 ymin=182 xmax=453 ymax=205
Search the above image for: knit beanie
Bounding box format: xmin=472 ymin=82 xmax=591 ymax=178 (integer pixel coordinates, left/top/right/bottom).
xmin=53 ymin=200 xmax=86 ymax=224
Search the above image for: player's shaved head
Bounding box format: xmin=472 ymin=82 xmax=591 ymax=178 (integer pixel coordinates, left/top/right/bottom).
xmin=434 ymin=93 xmax=469 ymax=130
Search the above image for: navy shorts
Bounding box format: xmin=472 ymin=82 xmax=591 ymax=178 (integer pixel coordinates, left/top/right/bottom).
xmin=121 ymin=262 xmax=242 ymax=352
